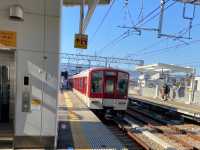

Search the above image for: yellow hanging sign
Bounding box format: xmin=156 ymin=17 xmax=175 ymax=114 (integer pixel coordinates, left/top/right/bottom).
xmin=74 ymin=33 xmax=88 ymax=49
xmin=0 ymin=30 xmax=16 ymax=48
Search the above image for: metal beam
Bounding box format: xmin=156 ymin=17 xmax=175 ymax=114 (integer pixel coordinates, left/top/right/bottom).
xmin=64 ymin=0 xmax=110 ymax=34
xmin=79 ymin=0 xmax=85 ymax=33
xmin=82 ymin=0 xmax=100 ymax=33
xmin=158 ymin=0 xmax=165 ymax=38
xmin=60 ymin=53 xmax=144 ymax=66
xmin=63 ymin=0 xmax=110 ymax=6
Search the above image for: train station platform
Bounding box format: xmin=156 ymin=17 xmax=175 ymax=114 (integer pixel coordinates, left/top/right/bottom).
xmin=57 ymin=90 xmax=126 ymax=149
xmin=129 ymin=94 xmax=200 ymax=121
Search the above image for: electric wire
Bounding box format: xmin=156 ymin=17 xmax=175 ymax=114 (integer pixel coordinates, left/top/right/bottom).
xmin=139 ymin=0 xmax=177 ymax=26
xmin=133 ymin=29 xmax=186 ymax=56
xmin=138 ymin=38 xmax=200 ymax=57
xmin=126 ymin=21 xmax=200 ymax=58
xmin=135 ymin=0 xmax=171 ymax=26
xmin=95 ymin=30 xmax=130 ymax=54
xmin=137 ymin=0 xmax=144 ymax=21
xmin=90 ymin=0 xmax=116 ymax=42
xmin=96 ymin=0 xmax=172 ymax=55
xmin=127 ymin=5 xmax=135 ymax=25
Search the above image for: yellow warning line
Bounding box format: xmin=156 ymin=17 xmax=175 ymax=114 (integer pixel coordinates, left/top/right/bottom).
xmin=63 ymin=91 xmax=91 ymax=149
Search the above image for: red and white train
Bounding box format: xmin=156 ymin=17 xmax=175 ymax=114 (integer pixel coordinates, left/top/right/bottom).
xmin=69 ymin=67 xmax=129 ymax=111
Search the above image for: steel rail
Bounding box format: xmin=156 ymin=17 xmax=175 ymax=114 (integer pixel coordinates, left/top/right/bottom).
xmin=126 ymin=107 xmax=200 ymax=150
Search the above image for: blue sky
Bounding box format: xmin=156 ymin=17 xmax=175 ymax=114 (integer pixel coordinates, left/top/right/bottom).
xmin=61 ymin=0 xmax=200 ymax=74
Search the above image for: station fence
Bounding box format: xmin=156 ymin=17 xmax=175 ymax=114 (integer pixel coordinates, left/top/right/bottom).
xmin=129 ymin=80 xmax=200 ymax=105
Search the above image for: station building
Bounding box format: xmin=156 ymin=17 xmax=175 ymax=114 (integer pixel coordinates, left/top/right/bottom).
xmin=0 ymin=0 xmax=61 ymax=148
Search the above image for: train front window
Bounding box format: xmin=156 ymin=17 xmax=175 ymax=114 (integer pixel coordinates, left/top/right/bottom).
xmin=105 ymin=79 xmax=114 ymax=94
xmin=91 ymin=71 xmax=103 ymax=93
xmin=117 ymin=72 xmax=128 ymax=95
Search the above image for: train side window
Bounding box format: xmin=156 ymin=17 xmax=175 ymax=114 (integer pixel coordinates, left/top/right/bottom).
xmin=117 ymin=72 xmax=128 ymax=95
xmin=91 ymin=71 xmax=103 ymax=93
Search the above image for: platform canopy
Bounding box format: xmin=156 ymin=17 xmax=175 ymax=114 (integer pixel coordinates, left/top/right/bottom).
xmin=136 ymin=63 xmax=193 ymax=74
xmin=63 ymin=0 xmax=110 ymax=6
xmin=176 ymin=0 xmax=200 ymax=5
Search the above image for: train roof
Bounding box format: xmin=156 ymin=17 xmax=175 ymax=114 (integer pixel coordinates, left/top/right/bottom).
xmin=72 ymin=67 xmax=129 ymax=78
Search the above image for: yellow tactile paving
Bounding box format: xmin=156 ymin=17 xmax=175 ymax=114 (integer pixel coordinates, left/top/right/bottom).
xmin=63 ymin=91 xmax=91 ymax=149
xmin=64 ymin=92 xmax=73 ymax=108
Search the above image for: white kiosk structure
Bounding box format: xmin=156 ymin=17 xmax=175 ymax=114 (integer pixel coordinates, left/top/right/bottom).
xmin=135 ymin=63 xmax=195 ymax=104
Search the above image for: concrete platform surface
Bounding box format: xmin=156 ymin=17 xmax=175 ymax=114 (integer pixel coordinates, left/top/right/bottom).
xmin=129 ymin=94 xmax=200 ymax=119
xmin=57 ymin=90 xmax=127 ymax=150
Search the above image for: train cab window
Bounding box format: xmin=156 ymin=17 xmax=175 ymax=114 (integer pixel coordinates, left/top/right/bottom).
xmin=117 ymin=72 xmax=129 ymax=95
xmin=105 ymin=79 xmax=114 ymax=94
xmin=91 ymin=71 xmax=103 ymax=93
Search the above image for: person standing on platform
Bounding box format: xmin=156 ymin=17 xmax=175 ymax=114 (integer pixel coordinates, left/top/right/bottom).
xmin=160 ymin=85 xmax=165 ymax=100
xmin=163 ymin=84 xmax=170 ymax=101
xmin=172 ymin=84 xmax=177 ymax=100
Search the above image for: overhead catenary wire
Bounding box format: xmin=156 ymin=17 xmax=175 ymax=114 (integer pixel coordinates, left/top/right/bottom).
xmin=137 ymin=38 xmax=200 ymax=57
xmin=138 ymin=0 xmax=177 ymax=26
xmin=90 ymin=0 xmax=116 ymax=42
xmin=130 ymin=23 xmax=198 ymax=56
xmin=122 ymin=0 xmax=135 ymax=26
xmin=135 ymin=0 xmax=171 ymax=26
xmin=137 ymin=0 xmax=144 ymax=21
xmin=133 ymin=23 xmax=200 ymax=57
xmin=126 ymin=4 xmax=135 ymax=26
xmin=96 ymin=0 xmax=173 ymax=55
xmin=95 ymin=30 xmax=130 ymax=54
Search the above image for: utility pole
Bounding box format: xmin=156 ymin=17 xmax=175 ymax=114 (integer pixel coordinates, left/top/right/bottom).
xmin=158 ymin=0 xmax=165 ymax=38
xmin=79 ymin=0 xmax=85 ymax=34
xmin=191 ymin=68 xmax=196 ymax=104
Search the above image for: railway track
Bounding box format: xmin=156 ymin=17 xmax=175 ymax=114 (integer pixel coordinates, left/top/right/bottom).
xmin=106 ymin=125 xmax=144 ymax=150
xmin=126 ymin=104 xmax=200 ymax=150
xmin=93 ymin=112 xmax=146 ymax=150
xmin=93 ymin=100 xmax=200 ymax=150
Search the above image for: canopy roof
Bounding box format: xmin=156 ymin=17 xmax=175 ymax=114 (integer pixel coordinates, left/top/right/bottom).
xmin=136 ymin=63 xmax=193 ymax=74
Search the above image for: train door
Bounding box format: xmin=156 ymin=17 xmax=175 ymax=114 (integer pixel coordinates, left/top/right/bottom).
xmin=0 ymin=51 xmax=15 ymax=136
xmin=104 ymin=71 xmax=116 ymax=98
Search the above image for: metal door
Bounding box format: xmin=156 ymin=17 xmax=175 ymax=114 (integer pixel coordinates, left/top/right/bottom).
xmin=0 ymin=65 xmax=10 ymax=122
xmin=0 ymin=50 xmax=15 ymax=124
